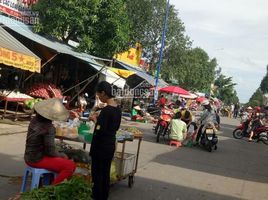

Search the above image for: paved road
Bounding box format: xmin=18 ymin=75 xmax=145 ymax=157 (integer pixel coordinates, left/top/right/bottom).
xmin=110 ymin=118 xmax=268 ymax=200
xmin=0 ymin=117 xmax=267 ymax=199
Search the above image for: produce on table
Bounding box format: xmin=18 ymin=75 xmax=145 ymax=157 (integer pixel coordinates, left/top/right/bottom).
xmin=24 ymin=98 xmax=42 ymax=109
xmin=110 ymin=161 xmax=117 ymax=182
xmin=123 ymin=127 xmax=143 ymax=137
xmin=21 ymin=176 xmax=92 ymax=200
xmin=26 ymin=83 xmax=63 ymax=99
xmin=64 ymin=149 xmax=91 ymax=164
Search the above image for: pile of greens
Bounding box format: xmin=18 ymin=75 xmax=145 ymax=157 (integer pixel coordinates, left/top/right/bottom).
xmin=21 ymin=177 xmax=92 ymax=200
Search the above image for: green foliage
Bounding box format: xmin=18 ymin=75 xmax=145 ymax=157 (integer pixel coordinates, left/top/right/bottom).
xmin=126 ymin=0 xmax=190 ymax=71
xmin=21 ymin=176 xmax=92 ymax=200
xmin=33 ymin=0 xmax=130 ymax=58
xmin=248 ymin=64 xmax=267 ymax=106
xmin=248 ymin=89 xmax=264 ymax=107
xmin=214 ymin=74 xmax=239 ymax=104
xmin=89 ymin=0 xmax=131 ymax=57
xmin=260 ymin=65 xmax=268 ymax=93
xmin=161 ymin=47 xmax=217 ymax=92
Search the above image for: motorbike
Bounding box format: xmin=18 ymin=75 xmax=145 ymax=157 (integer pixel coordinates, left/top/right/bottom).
xmin=199 ymin=122 xmax=218 ymax=152
xmin=154 ymin=107 xmax=174 ymax=143
xmin=233 ymin=120 xmax=268 ymax=145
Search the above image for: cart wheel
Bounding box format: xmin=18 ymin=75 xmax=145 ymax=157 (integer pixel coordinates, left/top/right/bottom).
xmin=128 ymin=175 xmax=134 ymax=188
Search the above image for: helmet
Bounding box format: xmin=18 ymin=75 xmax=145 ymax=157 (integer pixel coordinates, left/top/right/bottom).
xmin=246 ymin=106 xmax=253 ymax=110
xmin=255 ymin=106 xmax=261 ymax=112
xmin=201 ymin=100 xmax=210 ymax=106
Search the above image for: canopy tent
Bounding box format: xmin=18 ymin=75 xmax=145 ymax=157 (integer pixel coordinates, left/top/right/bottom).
xmin=179 ymin=93 xmax=198 ymax=99
xmin=159 ymin=86 xmax=190 ymax=95
xmin=99 ymin=68 xmax=126 ymax=89
xmin=115 ymin=60 xmax=168 ymax=88
xmin=0 ymin=15 xmax=103 ymax=72
xmin=0 ymin=26 xmax=41 ymax=73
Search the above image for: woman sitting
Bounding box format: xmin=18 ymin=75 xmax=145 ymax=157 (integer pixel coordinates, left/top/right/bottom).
xmin=24 ymin=98 xmax=76 ymax=185
xmin=131 ymin=105 xmax=144 ymax=121
xmin=170 ymin=112 xmax=187 ymax=142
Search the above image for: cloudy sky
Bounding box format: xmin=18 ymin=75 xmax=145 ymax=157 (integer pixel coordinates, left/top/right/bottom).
xmin=170 ymin=0 xmax=268 ymax=103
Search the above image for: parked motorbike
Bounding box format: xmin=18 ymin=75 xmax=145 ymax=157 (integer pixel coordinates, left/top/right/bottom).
xmin=199 ymin=122 xmax=218 ymax=152
xmin=154 ymin=107 xmax=174 ymax=143
xmin=233 ymin=120 xmax=268 ymax=145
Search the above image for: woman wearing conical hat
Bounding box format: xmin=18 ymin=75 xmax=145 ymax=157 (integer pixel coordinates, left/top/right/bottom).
xmin=24 ymin=98 xmax=76 ymax=185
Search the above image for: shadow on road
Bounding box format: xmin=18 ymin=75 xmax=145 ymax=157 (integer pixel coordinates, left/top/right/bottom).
xmin=152 ymin=135 xmax=268 ymax=184
xmin=0 ymin=153 xmax=24 ymax=199
xmin=110 ymin=176 xmax=245 ymax=200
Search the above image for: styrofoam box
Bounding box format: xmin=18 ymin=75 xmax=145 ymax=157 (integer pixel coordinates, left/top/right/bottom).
xmin=114 ymin=152 xmax=136 ymax=176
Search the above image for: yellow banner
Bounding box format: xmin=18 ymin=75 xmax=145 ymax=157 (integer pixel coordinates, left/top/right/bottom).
xmin=108 ymin=67 xmax=136 ymax=78
xmin=114 ymin=43 xmax=142 ymax=67
xmin=0 ymin=47 xmax=41 ymax=73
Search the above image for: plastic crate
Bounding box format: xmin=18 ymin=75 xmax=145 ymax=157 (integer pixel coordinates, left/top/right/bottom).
xmin=114 ymin=152 xmax=136 ymax=176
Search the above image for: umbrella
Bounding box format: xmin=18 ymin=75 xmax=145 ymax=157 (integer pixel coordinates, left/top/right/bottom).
xmin=196 ymin=96 xmax=207 ymax=103
xmin=159 ymin=86 xmax=190 ymax=95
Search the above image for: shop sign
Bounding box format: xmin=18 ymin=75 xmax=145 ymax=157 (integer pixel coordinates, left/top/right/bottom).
xmin=0 ymin=0 xmax=38 ymax=23
xmin=114 ymin=43 xmax=142 ymax=68
xmin=0 ymin=47 xmax=41 ymax=73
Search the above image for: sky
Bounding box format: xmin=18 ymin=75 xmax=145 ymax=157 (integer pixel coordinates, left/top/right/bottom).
xmin=170 ymin=0 xmax=268 ymax=103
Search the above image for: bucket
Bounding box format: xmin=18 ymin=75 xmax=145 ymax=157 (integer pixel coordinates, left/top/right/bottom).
xmin=78 ymin=124 xmax=90 ymax=135
xmin=84 ymin=133 xmax=93 ymax=143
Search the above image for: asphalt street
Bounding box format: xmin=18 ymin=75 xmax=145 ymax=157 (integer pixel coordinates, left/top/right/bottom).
xmin=0 ymin=117 xmax=267 ymax=200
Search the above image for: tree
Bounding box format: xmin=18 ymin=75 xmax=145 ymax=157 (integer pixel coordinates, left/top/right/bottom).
xmin=162 ymin=47 xmax=217 ymax=92
xmin=126 ymin=0 xmax=191 ymax=72
xmin=214 ymin=74 xmax=239 ymax=104
xmin=89 ymin=0 xmax=131 ymax=57
xmin=260 ymin=65 xmax=268 ymax=93
xmin=33 ymin=0 xmax=131 ymax=58
xmin=248 ymin=89 xmax=264 ymax=107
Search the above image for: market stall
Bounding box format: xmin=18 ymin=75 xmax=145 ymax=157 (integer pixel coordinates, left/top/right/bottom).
xmin=54 ymin=120 xmax=143 ymax=188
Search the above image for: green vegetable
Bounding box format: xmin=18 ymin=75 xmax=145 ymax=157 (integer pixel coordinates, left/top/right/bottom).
xmin=21 ymin=176 xmax=92 ymax=200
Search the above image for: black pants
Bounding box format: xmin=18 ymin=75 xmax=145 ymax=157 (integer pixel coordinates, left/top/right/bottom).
xmin=196 ymin=125 xmax=204 ymax=142
xmin=91 ymin=155 xmax=113 ymax=200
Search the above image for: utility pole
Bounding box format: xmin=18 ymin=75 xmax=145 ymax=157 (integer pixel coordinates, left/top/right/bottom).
xmin=153 ymin=0 xmax=170 ymax=104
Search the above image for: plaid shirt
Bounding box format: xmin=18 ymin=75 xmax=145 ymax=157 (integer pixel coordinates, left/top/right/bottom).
xmin=24 ymin=117 xmax=63 ymax=163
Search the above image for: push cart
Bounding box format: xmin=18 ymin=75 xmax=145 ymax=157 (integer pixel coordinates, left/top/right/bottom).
xmin=115 ymin=134 xmax=142 ymax=188
xmin=55 ymin=130 xmax=142 ymax=188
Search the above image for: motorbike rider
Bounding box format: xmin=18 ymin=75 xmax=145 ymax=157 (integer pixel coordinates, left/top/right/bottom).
xmin=195 ymin=100 xmax=218 ymax=144
xmin=181 ymin=106 xmax=193 ymax=126
xmin=248 ymin=107 xmax=262 ymax=142
xmin=241 ymin=106 xmax=253 ymax=135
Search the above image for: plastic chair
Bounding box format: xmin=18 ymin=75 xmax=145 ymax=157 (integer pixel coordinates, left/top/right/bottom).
xmin=20 ymin=166 xmax=57 ymax=192
xmin=169 ymin=140 xmax=182 ymax=148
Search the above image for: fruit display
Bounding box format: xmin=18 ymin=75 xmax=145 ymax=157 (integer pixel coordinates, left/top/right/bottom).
xmin=122 ymin=127 xmax=143 ymax=137
xmin=26 ymin=83 xmax=63 ymax=99
xmin=24 ymin=98 xmax=42 ymax=109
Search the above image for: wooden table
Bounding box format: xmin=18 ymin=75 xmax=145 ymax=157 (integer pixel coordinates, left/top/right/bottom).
xmin=0 ymin=96 xmax=33 ymax=120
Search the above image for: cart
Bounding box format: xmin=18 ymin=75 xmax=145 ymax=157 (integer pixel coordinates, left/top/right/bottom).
xmin=55 ymin=132 xmax=142 ymax=188
xmin=114 ymin=135 xmax=142 ymax=188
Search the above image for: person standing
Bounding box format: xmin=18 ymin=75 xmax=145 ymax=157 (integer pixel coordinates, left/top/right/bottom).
xmin=89 ymin=81 xmax=122 ymax=200
xmin=24 ymin=98 xmax=76 ymax=185
xmin=233 ymin=103 xmax=240 ymax=118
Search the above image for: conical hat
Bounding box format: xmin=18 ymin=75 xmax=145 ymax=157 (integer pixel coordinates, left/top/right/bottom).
xmin=34 ymin=98 xmax=69 ymax=121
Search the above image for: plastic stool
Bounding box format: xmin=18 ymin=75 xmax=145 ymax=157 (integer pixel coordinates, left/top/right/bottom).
xmin=169 ymin=140 xmax=182 ymax=148
xmin=20 ymin=166 xmax=57 ymax=192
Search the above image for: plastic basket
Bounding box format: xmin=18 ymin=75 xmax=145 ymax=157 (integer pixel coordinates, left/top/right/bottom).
xmin=114 ymin=152 xmax=136 ymax=177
